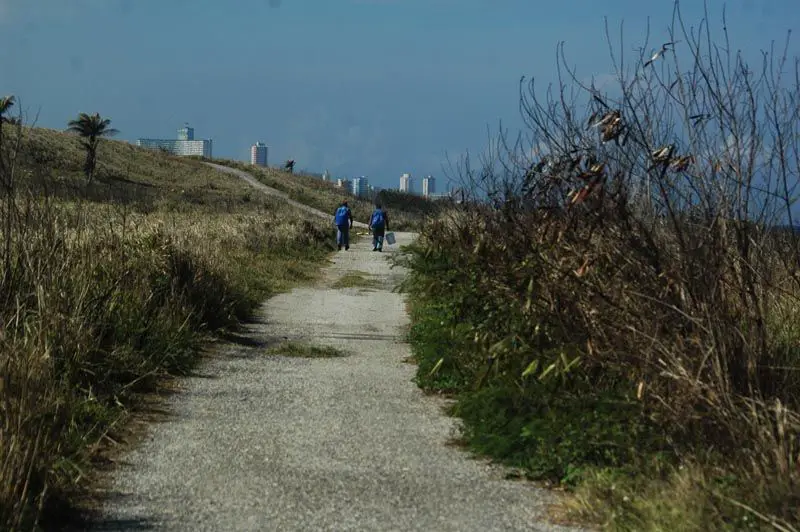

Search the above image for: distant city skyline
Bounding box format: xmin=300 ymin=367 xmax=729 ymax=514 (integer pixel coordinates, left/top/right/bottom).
xmin=3 ymin=1 xmax=796 ymax=190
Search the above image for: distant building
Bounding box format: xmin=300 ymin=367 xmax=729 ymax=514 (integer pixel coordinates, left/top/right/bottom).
xmin=137 ymin=123 xmax=212 ymax=158
xmin=399 ymin=173 xmax=412 ymax=193
xmin=250 ymin=142 xmax=268 ymax=166
xmin=336 ymin=178 xmax=352 ymax=191
xmin=136 ymin=138 xmax=212 ymax=157
xmin=177 ymin=124 xmax=194 ymax=140
xmin=352 ymin=176 xmax=370 ymax=198
xmin=422 ymin=175 xmax=435 ymax=198
xmin=427 ymin=192 xmax=451 ymax=201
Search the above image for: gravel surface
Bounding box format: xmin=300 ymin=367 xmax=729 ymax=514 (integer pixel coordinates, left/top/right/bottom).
xmin=93 ymin=166 xmax=586 ymax=531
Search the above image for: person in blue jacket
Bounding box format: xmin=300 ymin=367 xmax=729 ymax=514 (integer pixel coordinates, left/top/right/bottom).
xmin=333 ymin=200 xmax=353 ymax=251
xmin=369 ymin=203 xmax=389 ymax=252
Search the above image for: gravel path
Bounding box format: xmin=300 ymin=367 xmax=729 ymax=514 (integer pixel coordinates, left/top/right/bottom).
xmin=94 ymin=232 xmax=582 ymax=531
xmin=93 ymin=165 xmax=585 ymax=531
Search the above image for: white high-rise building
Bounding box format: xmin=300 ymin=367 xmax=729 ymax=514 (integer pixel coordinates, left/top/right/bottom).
xmin=250 ymin=142 xmax=268 ymax=166
xmin=177 ymin=124 xmax=194 ymax=140
xmin=399 ymin=173 xmax=412 ymax=193
xmin=422 ymin=175 xmax=435 ymax=198
xmin=352 ymin=176 xmax=370 ymax=197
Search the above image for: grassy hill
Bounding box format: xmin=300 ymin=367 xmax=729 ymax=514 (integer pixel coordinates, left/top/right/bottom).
xmin=0 ymin=124 xmax=345 ymax=529
xmin=13 ymin=126 xmax=269 ymax=211
xmin=209 ymin=158 xmax=445 ymax=231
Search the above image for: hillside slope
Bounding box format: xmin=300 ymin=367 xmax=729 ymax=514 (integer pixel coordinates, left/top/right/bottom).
xmin=11 ymin=126 xmax=268 ymax=210
xmin=0 ymin=124 xmax=341 ymax=530
xmin=209 ymin=158 xmax=444 ymax=231
xmin=205 ymin=162 xmax=369 ymax=229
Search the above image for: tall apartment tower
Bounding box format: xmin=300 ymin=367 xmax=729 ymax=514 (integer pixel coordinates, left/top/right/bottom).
xmin=352 ymin=176 xmax=370 ymax=198
xmin=422 ymin=175 xmax=435 ymax=198
xmin=399 ymin=173 xmax=412 ymax=193
xmin=177 ymin=124 xmax=194 ymax=141
xmin=250 ymin=142 xmax=268 ymax=166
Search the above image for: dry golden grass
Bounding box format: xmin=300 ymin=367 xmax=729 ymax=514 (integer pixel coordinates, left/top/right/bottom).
xmin=210 ymin=158 xmax=444 ymax=231
xmin=0 ymin=124 xmax=336 ymax=530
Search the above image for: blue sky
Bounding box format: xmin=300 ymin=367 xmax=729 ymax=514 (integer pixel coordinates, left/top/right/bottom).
xmin=1 ymin=0 xmax=798 ymax=190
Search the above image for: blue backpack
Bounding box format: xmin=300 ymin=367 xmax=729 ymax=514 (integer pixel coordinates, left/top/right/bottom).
xmin=334 ymin=205 xmax=349 ymax=226
xmin=370 ymin=209 xmax=385 ymax=228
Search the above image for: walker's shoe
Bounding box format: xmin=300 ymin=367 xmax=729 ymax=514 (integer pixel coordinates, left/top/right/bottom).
xmin=345 ymin=245 xmax=349 ymax=251
xmin=378 ymin=248 xmax=383 ymax=252
xmin=338 ymin=245 xmax=342 ymax=251
xmin=372 ymin=247 xmax=378 ymax=251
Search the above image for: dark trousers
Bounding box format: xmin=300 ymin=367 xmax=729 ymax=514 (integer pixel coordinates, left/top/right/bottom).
xmin=372 ymin=226 xmax=385 ymax=249
xmin=337 ymin=225 xmax=350 ymax=248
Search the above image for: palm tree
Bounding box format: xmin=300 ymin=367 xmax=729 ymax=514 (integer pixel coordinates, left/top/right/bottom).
xmin=0 ymin=95 xmax=16 ymax=148
xmin=67 ymin=112 xmax=118 ymax=182
xmin=0 ymin=96 xmax=16 ymax=182
xmin=0 ymin=95 xmax=15 ymax=123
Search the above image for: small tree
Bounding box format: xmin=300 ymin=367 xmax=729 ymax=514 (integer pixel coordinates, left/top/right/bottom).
xmin=0 ymin=95 xmax=20 ymax=193
xmin=0 ymin=95 xmax=15 ymax=123
xmin=0 ymin=96 xmax=15 ymax=165
xmin=67 ymin=112 xmax=118 ymax=182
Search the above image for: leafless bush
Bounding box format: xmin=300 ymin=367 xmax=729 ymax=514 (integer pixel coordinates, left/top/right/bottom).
xmin=429 ymin=2 xmax=800 ymax=519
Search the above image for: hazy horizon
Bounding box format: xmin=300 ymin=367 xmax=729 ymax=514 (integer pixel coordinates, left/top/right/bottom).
xmin=2 ymin=0 xmax=799 ymax=190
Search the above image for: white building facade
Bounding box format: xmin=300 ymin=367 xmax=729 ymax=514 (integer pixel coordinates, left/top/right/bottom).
xmin=250 ymin=142 xmax=268 ymax=166
xmin=352 ymin=176 xmax=370 ymax=198
xmin=422 ymin=175 xmax=435 ymax=197
xmin=136 ymin=139 xmax=213 ymax=157
xmin=137 ymin=123 xmax=212 ymax=158
xmin=399 ymin=173 xmax=412 ymax=193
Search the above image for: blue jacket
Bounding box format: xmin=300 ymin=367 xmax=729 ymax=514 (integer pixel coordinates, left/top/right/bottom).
xmin=334 ymin=205 xmax=352 ymax=227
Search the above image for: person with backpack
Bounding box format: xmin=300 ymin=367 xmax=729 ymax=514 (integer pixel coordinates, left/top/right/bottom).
xmin=369 ymin=203 xmax=389 ymax=252
xmin=333 ymin=200 xmax=353 ymax=251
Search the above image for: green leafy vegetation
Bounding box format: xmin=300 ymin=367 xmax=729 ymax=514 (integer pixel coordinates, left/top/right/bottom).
xmin=66 ymin=112 xmax=118 ymax=182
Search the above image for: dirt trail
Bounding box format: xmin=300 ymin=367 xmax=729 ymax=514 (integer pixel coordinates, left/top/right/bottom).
xmin=204 ymin=162 xmax=368 ymax=229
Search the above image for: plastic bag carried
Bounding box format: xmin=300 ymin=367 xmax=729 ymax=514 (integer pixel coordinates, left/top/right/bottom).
xmin=385 ymin=232 xmax=396 ymax=246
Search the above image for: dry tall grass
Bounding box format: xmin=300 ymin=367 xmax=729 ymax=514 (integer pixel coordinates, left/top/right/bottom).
xmin=402 ymin=4 xmax=800 ymax=529
xmin=0 ymin=121 xmax=333 ymax=530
